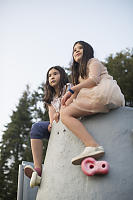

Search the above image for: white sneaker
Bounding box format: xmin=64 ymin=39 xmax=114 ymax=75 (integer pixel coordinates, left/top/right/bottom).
xmin=24 ymin=165 xmax=36 ymax=179
xmin=71 ymin=146 xmax=105 ymax=165
xmin=30 ymin=171 xmax=41 ymax=188
xmin=24 ymin=165 xmax=41 ymax=188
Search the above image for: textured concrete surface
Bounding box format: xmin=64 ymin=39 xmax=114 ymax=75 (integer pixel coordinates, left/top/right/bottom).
xmin=36 ymin=107 xmax=133 ymax=200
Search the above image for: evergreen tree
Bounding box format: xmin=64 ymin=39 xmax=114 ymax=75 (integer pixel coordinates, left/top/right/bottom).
xmin=30 ymin=82 xmax=49 ymax=122
xmin=0 ymin=86 xmax=33 ymax=199
xmin=0 ymin=84 xmax=49 ymax=199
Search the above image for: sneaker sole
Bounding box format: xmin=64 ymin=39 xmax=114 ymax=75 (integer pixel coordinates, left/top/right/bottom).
xmin=72 ymin=151 xmax=104 ymax=165
xmin=24 ymin=165 xmax=35 ymax=179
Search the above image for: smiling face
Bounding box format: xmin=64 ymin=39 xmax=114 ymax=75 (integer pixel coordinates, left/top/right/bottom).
xmin=48 ymin=68 xmax=61 ymax=89
xmin=73 ymin=43 xmax=83 ymax=63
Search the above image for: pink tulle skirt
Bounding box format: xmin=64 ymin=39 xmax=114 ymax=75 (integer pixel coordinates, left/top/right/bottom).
xmin=72 ymin=77 xmax=125 ymax=113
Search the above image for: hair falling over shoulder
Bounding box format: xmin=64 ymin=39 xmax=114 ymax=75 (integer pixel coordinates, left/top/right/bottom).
xmin=71 ymin=41 xmax=94 ymax=85
xmin=44 ymin=66 xmax=69 ymax=106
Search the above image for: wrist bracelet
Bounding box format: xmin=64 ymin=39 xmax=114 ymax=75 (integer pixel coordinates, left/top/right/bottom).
xmin=68 ymin=88 xmax=74 ymax=94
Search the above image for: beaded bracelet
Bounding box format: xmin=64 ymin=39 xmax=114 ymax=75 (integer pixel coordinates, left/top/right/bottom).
xmin=68 ymin=88 xmax=74 ymax=94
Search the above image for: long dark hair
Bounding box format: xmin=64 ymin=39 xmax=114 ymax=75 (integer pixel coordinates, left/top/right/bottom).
xmin=44 ymin=66 xmax=69 ymax=105
xmin=71 ymin=41 xmax=94 ymax=85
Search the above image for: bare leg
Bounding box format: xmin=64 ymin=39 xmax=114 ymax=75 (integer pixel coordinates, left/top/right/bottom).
xmin=60 ymin=105 xmax=99 ymax=147
xmin=31 ymin=139 xmax=43 ymax=169
xmin=60 ymin=104 xmax=104 ymax=165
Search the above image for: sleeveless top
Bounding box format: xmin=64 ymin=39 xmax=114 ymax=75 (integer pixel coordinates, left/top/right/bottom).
xmin=51 ymin=83 xmax=72 ymax=112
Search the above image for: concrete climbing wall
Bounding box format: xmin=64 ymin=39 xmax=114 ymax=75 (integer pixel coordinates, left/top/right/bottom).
xmin=36 ymin=107 xmax=133 ymax=200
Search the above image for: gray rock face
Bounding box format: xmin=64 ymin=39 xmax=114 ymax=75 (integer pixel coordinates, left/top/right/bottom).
xmin=36 ymin=107 xmax=133 ymax=200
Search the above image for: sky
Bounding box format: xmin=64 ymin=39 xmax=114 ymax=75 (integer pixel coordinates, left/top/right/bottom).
xmin=0 ymin=0 xmax=133 ymax=140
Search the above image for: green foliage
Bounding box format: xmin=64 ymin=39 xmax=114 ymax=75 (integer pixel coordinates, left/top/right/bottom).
xmin=0 ymin=85 xmax=49 ymax=200
xmin=104 ymin=48 xmax=133 ymax=106
xmin=0 ymin=86 xmax=32 ymax=199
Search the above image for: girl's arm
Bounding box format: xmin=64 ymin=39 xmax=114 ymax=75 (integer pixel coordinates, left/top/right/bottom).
xmin=48 ymin=105 xmax=58 ymax=131
xmin=48 ymin=105 xmax=56 ymax=124
xmin=72 ymin=59 xmax=102 ymax=92
xmin=63 ymin=83 xmax=77 ymax=106
xmin=61 ymin=79 xmax=96 ymax=106
xmin=71 ymin=78 xmax=96 ymax=93
xmin=62 ymin=59 xmax=102 ymax=105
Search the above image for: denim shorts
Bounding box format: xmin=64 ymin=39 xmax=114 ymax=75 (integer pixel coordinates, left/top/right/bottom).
xmin=30 ymin=121 xmax=50 ymax=140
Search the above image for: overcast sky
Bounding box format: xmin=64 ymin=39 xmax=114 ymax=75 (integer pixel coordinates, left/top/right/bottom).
xmin=0 ymin=0 xmax=133 ymax=140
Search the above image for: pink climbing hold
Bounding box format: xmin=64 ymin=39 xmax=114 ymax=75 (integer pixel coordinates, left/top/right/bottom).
xmin=81 ymin=157 xmax=109 ymax=176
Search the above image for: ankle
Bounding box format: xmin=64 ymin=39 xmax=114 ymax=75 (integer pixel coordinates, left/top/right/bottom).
xmin=34 ymin=167 xmax=42 ymax=177
xmin=85 ymin=143 xmax=99 ymax=147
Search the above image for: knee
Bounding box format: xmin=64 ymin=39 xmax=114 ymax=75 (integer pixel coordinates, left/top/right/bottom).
xmin=30 ymin=121 xmax=50 ymax=140
xmin=31 ymin=122 xmax=40 ymax=132
xmin=30 ymin=122 xmax=40 ymax=138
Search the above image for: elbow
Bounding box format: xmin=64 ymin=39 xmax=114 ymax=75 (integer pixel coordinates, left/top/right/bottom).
xmin=89 ymin=77 xmax=100 ymax=86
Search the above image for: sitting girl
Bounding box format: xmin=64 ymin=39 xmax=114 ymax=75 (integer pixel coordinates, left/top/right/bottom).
xmin=60 ymin=41 xmax=125 ymax=165
xmin=24 ymin=66 xmax=71 ymax=187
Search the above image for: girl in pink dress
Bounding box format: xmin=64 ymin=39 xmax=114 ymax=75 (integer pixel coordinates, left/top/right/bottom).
xmin=60 ymin=41 xmax=125 ymax=165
